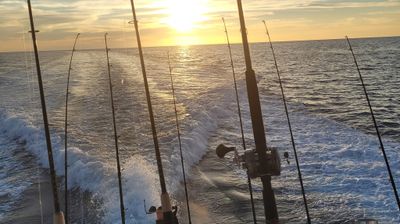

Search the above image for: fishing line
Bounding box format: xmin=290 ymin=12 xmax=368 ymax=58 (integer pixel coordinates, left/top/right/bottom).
xmin=167 ymin=52 xmax=192 ymax=224
xmin=233 ymin=1 xmax=280 ymax=221
xmin=80 ymin=190 xmax=85 ymax=224
xmin=105 ymin=33 xmax=126 ymax=224
xmin=345 ymin=36 xmax=400 ymax=211
xmin=222 ymin=17 xmax=257 ymax=224
xmin=22 ymin=27 xmax=33 ymax=97
xmin=26 ymin=1 xmax=65 ymax=223
xmin=64 ymin=33 xmax=80 ymax=224
xmin=27 ymin=32 xmax=36 ymax=95
xmin=22 ymin=18 xmax=36 ymax=100
xmin=122 ymin=18 xmax=130 ymax=55
xmin=262 ymin=20 xmax=311 ymax=224
xmin=22 ymin=21 xmax=45 ymax=224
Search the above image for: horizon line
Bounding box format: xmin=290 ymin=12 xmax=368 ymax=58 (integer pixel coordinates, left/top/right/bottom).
xmin=1 ymin=34 xmax=399 ymax=54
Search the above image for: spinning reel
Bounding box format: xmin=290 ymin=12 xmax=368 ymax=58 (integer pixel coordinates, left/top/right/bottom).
xmin=216 ymin=144 xmax=289 ymax=178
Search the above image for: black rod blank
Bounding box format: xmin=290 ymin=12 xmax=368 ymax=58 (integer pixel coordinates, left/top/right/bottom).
xmin=64 ymin=33 xmax=80 ymax=224
xmin=222 ymin=17 xmax=257 ymax=224
xmin=128 ymin=1 xmax=174 ymax=223
xmin=263 ymin=20 xmax=311 ymax=224
xmin=104 ymin=33 xmax=126 ymax=224
xmin=346 ymin=36 xmax=400 ymax=211
xmin=27 ymin=1 xmax=65 ymax=223
xmin=167 ymin=52 xmax=192 ymax=224
xmin=236 ymin=0 xmax=279 ymax=222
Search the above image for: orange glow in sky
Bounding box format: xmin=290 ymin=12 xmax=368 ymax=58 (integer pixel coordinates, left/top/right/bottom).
xmin=0 ymin=0 xmax=400 ymax=51
xmin=164 ymin=0 xmax=208 ymax=33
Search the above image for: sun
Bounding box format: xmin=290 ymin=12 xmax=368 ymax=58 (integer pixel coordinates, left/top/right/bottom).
xmin=165 ymin=0 xmax=208 ymax=33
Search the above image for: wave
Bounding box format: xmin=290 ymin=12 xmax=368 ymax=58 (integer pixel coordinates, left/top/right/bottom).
xmin=257 ymin=96 xmax=400 ymax=223
xmin=0 ymin=95 xmax=222 ymax=223
xmin=0 ymin=110 xmax=156 ymax=223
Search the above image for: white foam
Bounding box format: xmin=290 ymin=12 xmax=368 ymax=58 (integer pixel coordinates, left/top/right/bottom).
xmin=0 ymin=110 xmax=159 ymax=223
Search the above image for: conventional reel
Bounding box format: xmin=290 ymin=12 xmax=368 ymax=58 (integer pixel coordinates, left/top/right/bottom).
xmin=216 ymin=144 xmax=287 ymax=178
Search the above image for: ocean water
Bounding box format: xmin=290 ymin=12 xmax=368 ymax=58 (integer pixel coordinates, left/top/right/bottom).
xmin=0 ymin=36 xmax=399 ymax=223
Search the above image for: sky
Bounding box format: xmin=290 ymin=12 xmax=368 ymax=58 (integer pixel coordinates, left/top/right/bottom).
xmin=0 ymin=0 xmax=399 ymax=52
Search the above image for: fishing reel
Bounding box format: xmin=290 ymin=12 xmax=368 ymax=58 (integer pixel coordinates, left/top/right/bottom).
xmin=216 ymin=144 xmax=283 ymax=178
xmin=144 ymin=200 xmax=179 ymax=224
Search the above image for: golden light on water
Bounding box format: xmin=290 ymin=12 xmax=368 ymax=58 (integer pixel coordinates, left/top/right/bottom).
xmin=164 ymin=0 xmax=208 ymax=33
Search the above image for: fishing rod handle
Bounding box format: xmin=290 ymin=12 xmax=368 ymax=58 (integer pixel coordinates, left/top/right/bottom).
xmin=161 ymin=192 xmax=172 ymax=212
xmin=54 ymin=211 xmax=65 ymax=224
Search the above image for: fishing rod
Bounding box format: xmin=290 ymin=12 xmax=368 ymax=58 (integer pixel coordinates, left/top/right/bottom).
xmin=128 ymin=1 xmax=178 ymax=223
xmin=26 ymin=0 xmax=65 ymax=223
xmin=262 ymin=20 xmax=311 ymax=224
xmin=345 ymin=36 xmax=400 ymax=211
xmin=167 ymin=52 xmax=192 ymax=224
xmin=104 ymin=33 xmax=126 ymax=224
xmin=221 ymin=17 xmax=257 ymax=224
xmin=64 ymin=32 xmax=80 ymax=224
xmin=216 ymin=1 xmax=281 ymax=223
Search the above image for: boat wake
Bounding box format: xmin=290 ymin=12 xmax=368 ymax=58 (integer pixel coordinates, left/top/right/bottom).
xmin=0 ymin=100 xmax=223 ymax=223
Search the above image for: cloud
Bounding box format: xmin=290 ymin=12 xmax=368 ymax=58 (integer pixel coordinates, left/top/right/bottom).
xmin=0 ymin=0 xmax=399 ymax=51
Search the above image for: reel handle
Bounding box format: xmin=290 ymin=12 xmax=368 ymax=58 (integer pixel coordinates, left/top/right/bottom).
xmin=144 ymin=200 xmax=157 ymax=214
xmin=216 ymin=144 xmax=236 ymax=158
